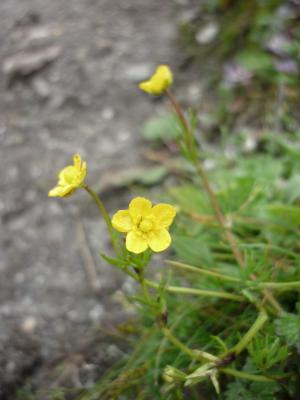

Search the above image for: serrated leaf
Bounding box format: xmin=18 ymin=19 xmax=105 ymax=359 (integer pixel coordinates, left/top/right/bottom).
xmin=248 ymin=335 xmax=288 ymax=371
xmin=275 ymin=313 xmax=300 ymax=352
xmin=225 ymin=380 xmax=280 ymax=400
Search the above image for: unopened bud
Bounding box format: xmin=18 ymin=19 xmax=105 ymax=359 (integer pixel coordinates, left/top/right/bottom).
xmin=163 ymin=365 xmax=186 ymax=384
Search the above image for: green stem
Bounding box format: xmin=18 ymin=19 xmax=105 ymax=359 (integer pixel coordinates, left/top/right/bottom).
xmin=222 ymin=368 xmax=274 ymax=382
xmin=231 ymin=310 xmax=268 ymax=355
xmin=162 ymin=327 xmax=218 ymax=362
xmin=122 ymin=267 xmax=243 ymax=302
xmin=139 ymin=269 xmax=151 ymax=303
xmin=145 ymin=280 xmax=244 ymax=302
xmin=166 ymin=90 xmax=245 ymax=270
xmin=168 ymin=261 xmax=300 ymax=293
xmin=165 ymin=89 xmax=194 ymax=150
xmin=167 ymin=260 xmax=241 ymax=283
xmin=252 ymin=281 xmax=300 ymax=291
xmin=83 ymin=185 xmax=119 ymax=256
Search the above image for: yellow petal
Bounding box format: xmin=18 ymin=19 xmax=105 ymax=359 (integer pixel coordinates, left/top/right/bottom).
xmin=48 ymin=184 xmax=75 ymax=197
xmin=148 ymin=228 xmax=171 ymax=252
xmin=156 ymin=65 xmax=173 ymax=85
xmin=73 ymin=153 xmax=82 ymax=169
xmin=129 ymin=197 xmax=152 ymax=223
xmin=138 ymin=82 xmax=153 ymax=94
xmin=112 ymin=210 xmax=133 ymax=233
xmin=80 ymin=161 xmax=87 ymax=180
xmin=151 ymin=203 xmax=176 ymax=228
xmin=126 ymin=231 xmax=148 ymax=254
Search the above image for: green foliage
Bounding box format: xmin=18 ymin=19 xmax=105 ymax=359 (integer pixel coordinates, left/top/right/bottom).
xmin=141 ymin=113 xmax=181 ymax=142
xmin=247 ymin=334 xmax=288 ymax=371
xmin=275 ymin=313 xmax=300 ymax=352
xmin=236 ymin=49 xmax=274 ymax=76
xmin=179 ymin=0 xmax=300 ymax=135
xmin=224 ymin=380 xmax=281 ymax=400
xmin=84 ymin=129 xmax=300 ymax=400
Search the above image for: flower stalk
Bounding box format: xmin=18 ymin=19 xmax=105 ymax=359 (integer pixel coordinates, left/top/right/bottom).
xmin=83 ymin=184 xmax=120 ymax=256
xmin=166 ymin=90 xmax=245 ymax=269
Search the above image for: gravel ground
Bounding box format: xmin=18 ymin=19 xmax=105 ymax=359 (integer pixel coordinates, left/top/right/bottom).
xmin=0 ymin=0 xmax=199 ymax=397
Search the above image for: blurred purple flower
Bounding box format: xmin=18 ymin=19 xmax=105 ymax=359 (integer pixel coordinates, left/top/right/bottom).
xmin=223 ymin=63 xmax=253 ymax=86
xmin=275 ymin=59 xmax=298 ymax=74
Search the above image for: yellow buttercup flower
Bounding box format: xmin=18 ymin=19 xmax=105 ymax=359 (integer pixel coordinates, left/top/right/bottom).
xmin=139 ymin=65 xmax=173 ymax=95
xmin=112 ymin=197 xmax=176 ymax=254
xmin=48 ymin=153 xmax=87 ymax=197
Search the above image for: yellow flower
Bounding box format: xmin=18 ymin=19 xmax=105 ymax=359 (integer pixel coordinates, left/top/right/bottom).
xmin=139 ymin=65 xmax=173 ymax=95
xmin=112 ymin=197 xmax=176 ymax=254
xmin=48 ymin=153 xmax=87 ymax=197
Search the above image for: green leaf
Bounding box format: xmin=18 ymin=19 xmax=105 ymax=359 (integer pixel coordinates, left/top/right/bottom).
xmin=100 ymin=253 xmax=129 ymax=269
xmin=225 ymin=380 xmax=280 ymax=400
xmin=172 ymin=233 xmax=215 ymax=266
xmin=283 ymin=174 xmax=300 ymax=203
xmin=138 ymin=166 xmax=168 ymax=185
xmin=217 ymin=176 xmax=256 ymax=213
xmin=248 ymin=334 xmax=288 ymax=371
xmin=169 ymin=184 xmax=212 ymax=214
xmin=265 ymin=203 xmax=300 ymax=228
xmin=275 ymin=313 xmax=300 ymax=352
xmin=141 ymin=113 xmax=181 ymax=141
xmin=236 ymin=49 xmax=274 ymax=74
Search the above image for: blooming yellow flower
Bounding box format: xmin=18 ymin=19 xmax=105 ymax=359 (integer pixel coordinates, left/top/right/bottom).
xmin=139 ymin=65 xmax=173 ymax=95
xmin=48 ymin=153 xmax=87 ymax=197
xmin=112 ymin=197 xmax=176 ymax=254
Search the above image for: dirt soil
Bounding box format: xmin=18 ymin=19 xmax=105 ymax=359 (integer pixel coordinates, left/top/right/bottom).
xmin=0 ymin=0 xmax=200 ymax=397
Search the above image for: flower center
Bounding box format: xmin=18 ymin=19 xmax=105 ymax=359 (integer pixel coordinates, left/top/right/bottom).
xmin=139 ymin=218 xmax=153 ymax=233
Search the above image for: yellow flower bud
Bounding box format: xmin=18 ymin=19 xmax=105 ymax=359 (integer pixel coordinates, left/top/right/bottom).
xmin=139 ymin=65 xmax=173 ymax=95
